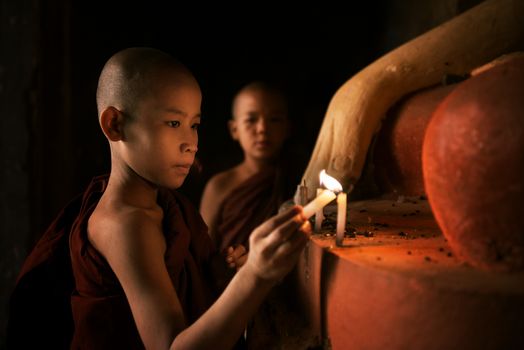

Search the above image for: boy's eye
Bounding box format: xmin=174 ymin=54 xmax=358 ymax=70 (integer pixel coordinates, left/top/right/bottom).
xmin=192 ymin=123 xmax=200 ymax=130
xmin=245 ymin=112 xmax=258 ymax=124
xmin=167 ymin=121 xmax=180 ymax=128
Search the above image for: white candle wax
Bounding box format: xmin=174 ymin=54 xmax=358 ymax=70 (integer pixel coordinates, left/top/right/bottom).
xmin=314 ymin=188 xmax=325 ymax=232
xmin=302 ymin=189 xmax=336 ymax=219
xmin=336 ymin=192 xmax=347 ymax=246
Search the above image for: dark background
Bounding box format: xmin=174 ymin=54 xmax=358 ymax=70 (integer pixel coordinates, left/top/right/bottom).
xmin=0 ymin=0 xmax=482 ymax=346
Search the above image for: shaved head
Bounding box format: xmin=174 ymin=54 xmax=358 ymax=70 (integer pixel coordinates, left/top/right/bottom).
xmin=96 ymin=47 xmax=195 ymax=118
xmin=232 ymin=81 xmax=287 ymax=119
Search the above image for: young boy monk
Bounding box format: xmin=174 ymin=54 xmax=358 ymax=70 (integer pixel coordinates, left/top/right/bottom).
xmin=200 ymin=82 xmax=310 ymax=348
xmin=8 ymin=47 xmax=310 ymax=349
xmin=200 ymin=82 xmax=294 ymax=263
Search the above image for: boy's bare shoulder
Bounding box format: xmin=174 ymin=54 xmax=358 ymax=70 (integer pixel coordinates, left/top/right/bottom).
xmin=200 ymin=166 xmax=244 ymax=225
xmin=204 ymin=166 xmax=245 ymax=197
xmin=88 ymin=203 xmax=165 ymax=257
xmin=206 ymin=168 xmax=238 ymax=190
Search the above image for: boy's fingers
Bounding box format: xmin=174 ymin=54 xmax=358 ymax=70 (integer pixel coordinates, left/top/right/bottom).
xmin=264 ymin=214 xmax=306 ymax=248
xmin=299 ymin=220 xmax=312 ymax=236
xmin=232 ymin=245 xmax=247 ymax=259
xmin=225 ymin=246 xmax=235 ymax=258
xmin=226 ymin=245 xmax=247 ymax=260
xmin=273 ymin=229 xmax=308 ymax=258
xmin=255 ymin=206 xmax=302 ymax=238
xmin=237 ymin=254 xmax=248 ymax=265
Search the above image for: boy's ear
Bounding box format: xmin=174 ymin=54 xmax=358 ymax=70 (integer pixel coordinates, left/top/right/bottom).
xmin=228 ymin=119 xmax=239 ymax=141
xmin=100 ymin=106 xmax=125 ymax=141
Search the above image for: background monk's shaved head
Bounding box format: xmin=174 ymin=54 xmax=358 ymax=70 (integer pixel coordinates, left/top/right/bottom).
xmin=232 ymin=81 xmax=288 ymax=119
xmin=96 ymin=47 xmax=195 ymax=117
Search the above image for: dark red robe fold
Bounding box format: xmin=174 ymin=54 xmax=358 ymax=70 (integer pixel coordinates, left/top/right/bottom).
xmin=7 ymin=194 xmax=80 ymax=349
xmin=212 ymin=168 xmax=307 ymax=349
xmin=215 ymin=169 xmax=282 ymax=253
xmin=8 ymin=174 xmax=216 ymax=349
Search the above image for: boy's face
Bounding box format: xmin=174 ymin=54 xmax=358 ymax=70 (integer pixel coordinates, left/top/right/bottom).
xmin=121 ymin=70 xmax=201 ymax=189
xmin=230 ymin=89 xmax=289 ymax=162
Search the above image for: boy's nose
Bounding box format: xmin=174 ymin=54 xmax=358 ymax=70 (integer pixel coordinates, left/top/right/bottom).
xmin=180 ymin=133 xmax=198 ymax=153
xmin=256 ymin=118 xmax=267 ymax=133
xmin=181 ymin=142 xmax=198 ymax=153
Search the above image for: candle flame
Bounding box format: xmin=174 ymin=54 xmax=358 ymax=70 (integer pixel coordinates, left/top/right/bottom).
xmin=319 ymin=169 xmax=343 ymax=192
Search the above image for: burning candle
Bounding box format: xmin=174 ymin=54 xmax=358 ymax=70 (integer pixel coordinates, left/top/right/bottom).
xmin=314 ymin=188 xmax=325 ymax=232
xmin=317 ymin=169 xmax=346 ymax=246
xmin=302 ymin=189 xmax=336 ymax=219
xmin=302 ymin=170 xmax=342 ymax=220
xmin=303 ymin=170 xmax=347 ymax=245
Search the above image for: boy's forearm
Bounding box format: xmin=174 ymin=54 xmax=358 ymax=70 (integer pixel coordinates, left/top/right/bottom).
xmin=170 ymin=265 xmax=274 ymax=349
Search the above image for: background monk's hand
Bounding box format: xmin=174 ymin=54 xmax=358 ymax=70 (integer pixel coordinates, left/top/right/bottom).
xmin=226 ymin=244 xmax=248 ymax=270
xmin=244 ymin=206 xmax=311 ymax=282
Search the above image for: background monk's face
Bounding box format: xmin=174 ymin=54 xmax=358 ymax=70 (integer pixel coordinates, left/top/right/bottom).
xmin=121 ymin=68 xmax=202 ymax=189
xmin=230 ymin=89 xmax=289 ymax=161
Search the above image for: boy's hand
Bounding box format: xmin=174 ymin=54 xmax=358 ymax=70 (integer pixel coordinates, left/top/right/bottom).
xmin=225 ymin=244 xmax=248 ymax=270
xmin=244 ymin=206 xmax=311 ymax=282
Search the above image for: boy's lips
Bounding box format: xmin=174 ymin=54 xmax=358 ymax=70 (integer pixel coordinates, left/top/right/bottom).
xmin=254 ymin=140 xmax=271 ymax=148
xmin=173 ymin=163 xmax=192 ymax=174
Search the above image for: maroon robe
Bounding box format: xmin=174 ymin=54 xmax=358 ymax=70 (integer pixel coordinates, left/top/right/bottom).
xmin=8 ymin=175 xmax=216 ymax=349
xmin=215 ymin=169 xmax=282 ymax=253
xmin=212 ymin=168 xmax=307 ymax=349
xmin=7 ymin=194 xmax=80 ymax=349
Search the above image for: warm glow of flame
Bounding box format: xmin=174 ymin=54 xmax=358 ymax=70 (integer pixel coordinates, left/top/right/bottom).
xmin=319 ymin=169 xmax=343 ymax=192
